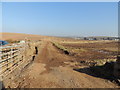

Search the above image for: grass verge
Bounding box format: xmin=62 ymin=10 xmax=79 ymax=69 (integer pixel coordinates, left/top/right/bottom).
xmin=52 ymin=42 xmax=70 ymax=55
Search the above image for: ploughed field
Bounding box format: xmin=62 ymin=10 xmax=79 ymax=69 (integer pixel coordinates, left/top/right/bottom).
xmin=59 ymin=40 xmax=117 ymax=62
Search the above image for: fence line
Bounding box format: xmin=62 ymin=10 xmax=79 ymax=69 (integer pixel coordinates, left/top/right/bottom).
xmin=0 ymin=43 xmax=27 ymax=78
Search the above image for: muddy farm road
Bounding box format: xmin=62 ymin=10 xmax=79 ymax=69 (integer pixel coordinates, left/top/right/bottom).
xmin=9 ymin=41 xmax=118 ymax=88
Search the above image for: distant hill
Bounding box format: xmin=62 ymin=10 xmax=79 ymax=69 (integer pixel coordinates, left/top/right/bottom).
xmin=0 ymin=32 xmax=75 ymax=42
xmin=0 ymin=32 xmax=49 ymax=41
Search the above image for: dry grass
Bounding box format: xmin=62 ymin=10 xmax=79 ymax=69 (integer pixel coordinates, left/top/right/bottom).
xmin=93 ymin=59 xmax=117 ymax=66
xmin=60 ymin=40 xmax=113 ymax=44
xmin=6 ymin=39 xmax=20 ymax=43
xmin=52 ymin=42 xmax=70 ymax=54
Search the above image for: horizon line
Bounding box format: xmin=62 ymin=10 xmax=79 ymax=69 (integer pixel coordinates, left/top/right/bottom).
xmin=0 ymin=32 xmax=118 ymax=37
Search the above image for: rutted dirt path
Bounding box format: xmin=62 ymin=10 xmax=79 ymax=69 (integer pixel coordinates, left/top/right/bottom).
xmin=9 ymin=41 xmax=118 ymax=88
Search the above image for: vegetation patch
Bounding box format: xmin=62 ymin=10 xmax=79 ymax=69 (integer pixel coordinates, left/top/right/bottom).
xmin=52 ymin=42 xmax=70 ymax=55
xmin=71 ymin=48 xmax=87 ymax=53
xmin=6 ymin=39 xmax=20 ymax=43
xmin=94 ymin=59 xmax=117 ymax=66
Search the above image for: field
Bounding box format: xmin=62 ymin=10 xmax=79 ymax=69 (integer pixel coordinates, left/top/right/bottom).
xmin=59 ymin=40 xmax=118 ymax=65
xmin=1 ymin=32 xmax=119 ymax=88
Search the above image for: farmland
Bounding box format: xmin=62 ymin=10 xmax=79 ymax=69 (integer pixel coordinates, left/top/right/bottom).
xmin=0 ymin=33 xmax=119 ymax=88
xmin=59 ymin=40 xmax=118 ymax=64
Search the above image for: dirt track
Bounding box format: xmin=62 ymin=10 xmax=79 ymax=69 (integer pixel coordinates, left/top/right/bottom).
xmin=8 ymin=41 xmax=119 ymax=88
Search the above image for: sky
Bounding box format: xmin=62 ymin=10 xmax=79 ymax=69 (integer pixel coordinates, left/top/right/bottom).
xmin=1 ymin=2 xmax=118 ymax=37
